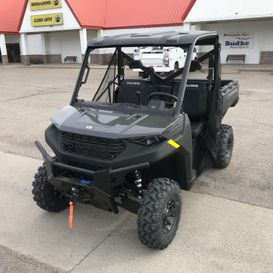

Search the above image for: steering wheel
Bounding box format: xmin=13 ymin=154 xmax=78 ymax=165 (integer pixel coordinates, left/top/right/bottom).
xmin=149 ymin=92 xmax=178 ymax=102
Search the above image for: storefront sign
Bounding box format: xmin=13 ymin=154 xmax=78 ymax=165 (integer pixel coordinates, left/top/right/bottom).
xmin=223 ymin=33 xmax=253 ymax=49
xmin=31 ymin=13 xmax=63 ymax=27
xmin=29 ymin=0 xmax=62 ymax=11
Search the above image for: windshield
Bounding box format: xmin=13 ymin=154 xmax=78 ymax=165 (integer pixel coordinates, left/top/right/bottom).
xmin=73 ymin=45 xmax=203 ymax=115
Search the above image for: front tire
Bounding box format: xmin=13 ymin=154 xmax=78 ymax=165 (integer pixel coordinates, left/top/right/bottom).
xmin=32 ymin=165 xmax=69 ymax=212
xmin=215 ymin=124 xmax=234 ymax=168
xmin=137 ymin=178 xmax=182 ymax=250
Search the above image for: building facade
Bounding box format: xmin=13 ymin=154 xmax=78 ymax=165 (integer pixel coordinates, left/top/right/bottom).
xmin=185 ymin=0 xmax=273 ymax=64
xmin=1 ymin=0 xmax=273 ymax=65
xmin=0 ymin=0 xmax=195 ymax=65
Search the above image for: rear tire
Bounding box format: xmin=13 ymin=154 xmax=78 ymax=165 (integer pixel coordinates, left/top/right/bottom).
xmin=215 ymin=124 xmax=234 ymax=168
xmin=32 ymin=165 xmax=69 ymax=212
xmin=137 ymin=178 xmax=182 ymax=250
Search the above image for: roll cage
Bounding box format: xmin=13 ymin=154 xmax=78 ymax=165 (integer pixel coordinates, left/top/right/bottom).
xmin=71 ymin=31 xmax=221 ymax=126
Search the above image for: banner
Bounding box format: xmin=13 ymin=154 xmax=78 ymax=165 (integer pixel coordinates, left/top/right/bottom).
xmin=31 ymin=13 xmax=63 ymax=27
xmin=29 ymin=0 xmax=62 ymax=11
xmin=223 ymin=33 xmax=253 ymax=49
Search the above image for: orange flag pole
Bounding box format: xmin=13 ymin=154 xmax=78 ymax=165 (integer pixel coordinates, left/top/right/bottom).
xmin=68 ymin=201 xmax=74 ymax=229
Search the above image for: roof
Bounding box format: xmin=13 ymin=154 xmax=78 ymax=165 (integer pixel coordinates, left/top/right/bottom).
xmin=0 ymin=0 xmax=196 ymax=34
xmin=88 ymin=31 xmax=218 ymax=48
xmin=185 ymin=0 xmax=273 ymax=23
xmin=0 ymin=0 xmax=27 ymax=33
xmin=66 ymin=0 xmax=196 ymax=29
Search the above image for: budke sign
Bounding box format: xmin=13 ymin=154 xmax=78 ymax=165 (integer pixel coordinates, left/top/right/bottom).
xmin=223 ymin=33 xmax=253 ymax=49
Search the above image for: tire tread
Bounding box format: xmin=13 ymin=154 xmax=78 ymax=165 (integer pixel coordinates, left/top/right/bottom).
xmin=137 ymin=178 xmax=181 ymax=250
xmin=32 ymin=165 xmax=68 ymax=212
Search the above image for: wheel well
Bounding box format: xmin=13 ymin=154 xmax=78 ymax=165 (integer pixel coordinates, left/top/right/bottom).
xmin=146 ymin=153 xmax=189 ymax=190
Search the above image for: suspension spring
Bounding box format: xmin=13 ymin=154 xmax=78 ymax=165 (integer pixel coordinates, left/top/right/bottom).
xmin=134 ymin=170 xmax=143 ymax=198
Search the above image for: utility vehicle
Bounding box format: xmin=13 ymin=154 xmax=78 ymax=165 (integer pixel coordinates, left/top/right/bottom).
xmin=33 ymin=31 xmax=239 ymax=250
xmin=134 ymin=46 xmax=198 ymax=77
xmin=134 ymin=46 xmax=195 ymax=73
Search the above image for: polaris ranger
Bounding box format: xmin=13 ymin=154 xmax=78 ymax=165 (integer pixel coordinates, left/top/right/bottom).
xmin=33 ymin=31 xmax=239 ymax=249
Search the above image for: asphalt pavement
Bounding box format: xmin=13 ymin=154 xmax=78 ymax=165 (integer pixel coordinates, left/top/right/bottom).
xmin=0 ymin=64 xmax=272 ymax=272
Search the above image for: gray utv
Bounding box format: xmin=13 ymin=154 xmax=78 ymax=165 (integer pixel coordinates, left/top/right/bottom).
xmin=33 ymin=31 xmax=239 ymax=249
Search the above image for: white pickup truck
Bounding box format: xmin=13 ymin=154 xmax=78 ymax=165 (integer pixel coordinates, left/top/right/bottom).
xmin=134 ymin=46 xmax=197 ymax=74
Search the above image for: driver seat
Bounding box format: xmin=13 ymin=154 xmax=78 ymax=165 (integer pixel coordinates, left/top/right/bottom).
xmin=116 ymin=80 xmax=155 ymax=105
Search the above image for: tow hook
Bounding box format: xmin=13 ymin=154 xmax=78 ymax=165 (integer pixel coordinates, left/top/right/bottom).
xmin=70 ymin=186 xmax=79 ymax=202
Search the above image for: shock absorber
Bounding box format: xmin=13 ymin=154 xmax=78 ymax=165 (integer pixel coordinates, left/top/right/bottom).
xmin=134 ymin=170 xmax=143 ymax=198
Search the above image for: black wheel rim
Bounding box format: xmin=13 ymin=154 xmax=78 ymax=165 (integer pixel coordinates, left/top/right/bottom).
xmin=162 ymin=200 xmax=178 ymax=233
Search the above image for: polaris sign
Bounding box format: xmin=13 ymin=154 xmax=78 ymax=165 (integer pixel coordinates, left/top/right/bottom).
xmin=223 ymin=33 xmax=252 ymax=49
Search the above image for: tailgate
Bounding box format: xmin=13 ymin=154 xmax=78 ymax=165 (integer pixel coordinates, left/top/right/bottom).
xmin=220 ymin=80 xmax=239 ymax=115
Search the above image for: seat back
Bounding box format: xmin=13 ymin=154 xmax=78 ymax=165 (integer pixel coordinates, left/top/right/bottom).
xmin=116 ymin=80 xmax=155 ymax=105
xmin=173 ymin=82 xmax=208 ymax=118
xmin=116 ymin=80 xmax=209 ymax=117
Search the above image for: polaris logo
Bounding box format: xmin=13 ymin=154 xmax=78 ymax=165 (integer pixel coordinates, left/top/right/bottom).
xmin=186 ymin=84 xmax=199 ymax=88
xmin=126 ymin=82 xmax=141 ymax=86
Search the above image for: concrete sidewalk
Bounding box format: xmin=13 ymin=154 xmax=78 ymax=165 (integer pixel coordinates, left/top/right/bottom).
xmin=0 ymin=151 xmax=272 ymax=273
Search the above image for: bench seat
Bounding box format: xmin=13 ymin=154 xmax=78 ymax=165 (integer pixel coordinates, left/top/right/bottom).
xmin=226 ymin=54 xmax=246 ymax=63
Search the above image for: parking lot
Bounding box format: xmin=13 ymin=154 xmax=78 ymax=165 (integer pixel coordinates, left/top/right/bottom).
xmin=0 ymin=64 xmax=273 ymax=272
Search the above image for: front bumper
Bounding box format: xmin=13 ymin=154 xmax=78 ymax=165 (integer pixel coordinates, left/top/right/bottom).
xmin=35 ymin=141 xmax=149 ymax=214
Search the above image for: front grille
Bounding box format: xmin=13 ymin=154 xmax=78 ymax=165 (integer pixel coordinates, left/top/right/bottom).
xmin=61 ymin=132 xmax=126 ymax=160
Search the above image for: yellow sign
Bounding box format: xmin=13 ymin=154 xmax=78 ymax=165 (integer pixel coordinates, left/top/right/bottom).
xmin=29 ymin=0 xmax=62 ymax=11
xmin=31 ymin=13 xmax=63 ymax=27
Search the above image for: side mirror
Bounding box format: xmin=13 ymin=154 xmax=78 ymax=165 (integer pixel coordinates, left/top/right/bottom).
xmin=129 ymin=60 xmax=144 ymax=69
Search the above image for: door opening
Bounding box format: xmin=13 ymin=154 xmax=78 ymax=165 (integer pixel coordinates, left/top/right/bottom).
xmin=7 ymin=43 xmax=21 ymax=63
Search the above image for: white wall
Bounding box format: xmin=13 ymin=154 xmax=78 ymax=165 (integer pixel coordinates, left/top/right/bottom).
xmin=101 ymin=25 xmax=186 ymax=54
xmin=102 ymin=25 xmax=185 ymax=36
xmin=201 ymin=20 xmax=273 ymax=64
xmin=27 ymin=34 xmax=45 ymax=54
xmin=45 ymin=31 xmax=82 ymax=63
xmin=0 ymin=34 xmax=7 ymax=55
xmin=20 ymin=0 xmax=80 ymax=33
xmin=87 ymin=30 xmax=97 ymax=42
xmin=186 ymin=0 xmax=273 ymax=23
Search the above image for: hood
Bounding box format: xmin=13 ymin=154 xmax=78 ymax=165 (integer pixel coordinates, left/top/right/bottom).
xmin=51 ymin=105 xmax=175 ymax=139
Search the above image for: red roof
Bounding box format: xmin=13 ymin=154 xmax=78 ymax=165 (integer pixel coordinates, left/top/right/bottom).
xmin=0 ymin=0 xmax=195 ymax=33
xmin=66 ymin=0 xmax=107 ymax=29
xmin=0 ymin=0 xmax=27 ymax=33
xmin=66 ymin=0 xmax=196 ymax=29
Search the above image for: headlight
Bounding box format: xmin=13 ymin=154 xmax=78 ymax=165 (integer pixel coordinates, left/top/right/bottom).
xmin=129 ymin=135 xmax=165 ymax=146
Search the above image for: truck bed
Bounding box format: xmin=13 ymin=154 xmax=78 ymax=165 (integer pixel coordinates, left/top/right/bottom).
xmin=220 ymin=80 xmax=239 ymax=115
